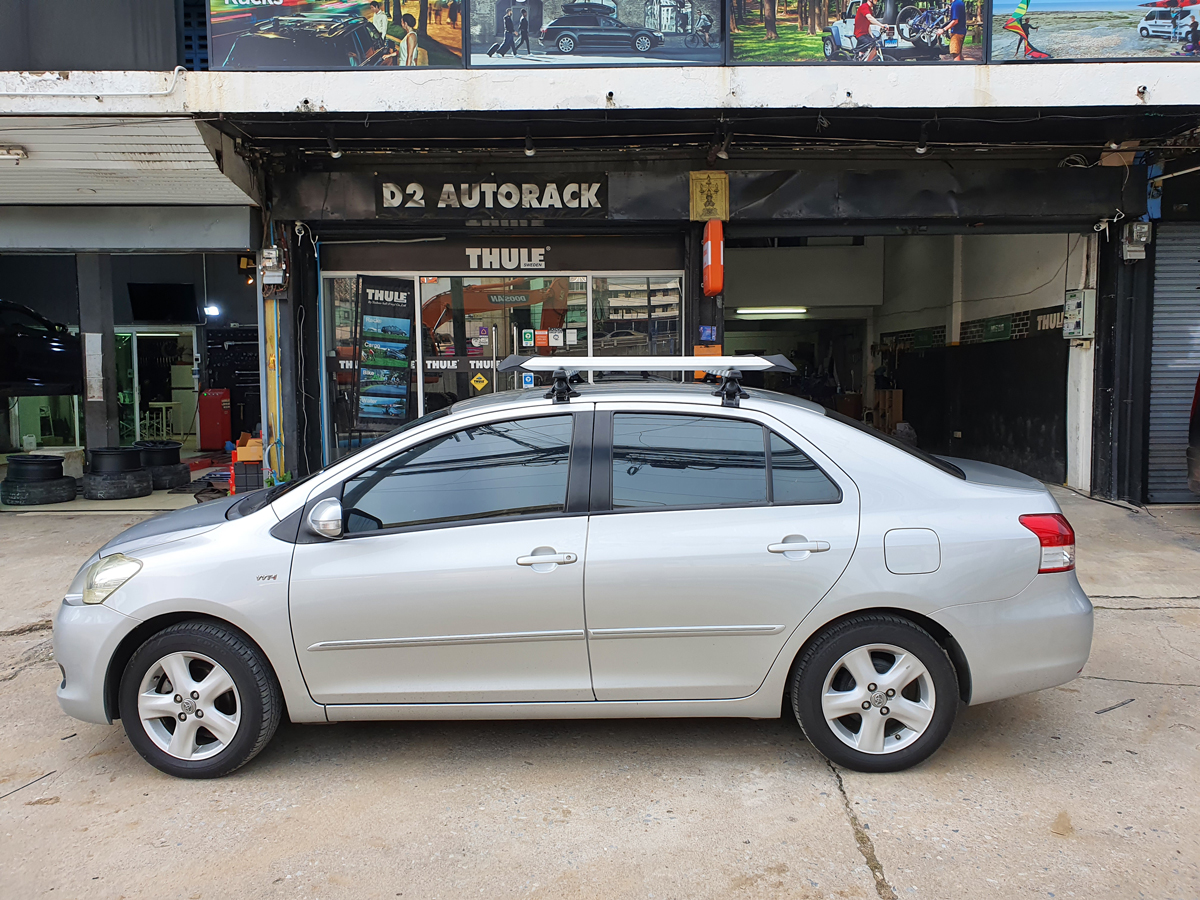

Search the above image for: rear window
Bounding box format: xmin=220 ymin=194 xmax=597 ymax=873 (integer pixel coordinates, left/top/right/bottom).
xmin=822 ymin=408 xmax=965 ymax=479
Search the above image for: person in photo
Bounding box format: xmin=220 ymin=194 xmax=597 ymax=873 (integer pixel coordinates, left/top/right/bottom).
xmin=400 ymin=13 xmax=419 ymax=65
xmin=516 ymin=9 xmax=532 ymax=54
xmin=368 ymin=1 xmax=388 ymax=40
xmin=938 ymin=0 xmax=967 ymax=60
xmin=853 ymin=0 xmax=887 ymax=57
xmin=448 ymin=0 xmax=460 ymax=28
xmin=488 ymin=8 xmax=518 ymax=57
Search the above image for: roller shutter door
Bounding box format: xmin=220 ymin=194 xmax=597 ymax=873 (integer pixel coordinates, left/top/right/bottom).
xmin=1148 ymin=225 xmax=1200 ymax=503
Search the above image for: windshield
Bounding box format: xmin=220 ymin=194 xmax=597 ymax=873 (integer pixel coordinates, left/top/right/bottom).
xmin=822 ymin=408 xmax=965 ymax=480
xmin=228 ymin=407 xmax=453 ymax=518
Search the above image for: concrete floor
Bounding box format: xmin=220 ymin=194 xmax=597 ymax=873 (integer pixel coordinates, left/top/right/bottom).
xmin=1 ymin=488 xmax=1198 ymax=899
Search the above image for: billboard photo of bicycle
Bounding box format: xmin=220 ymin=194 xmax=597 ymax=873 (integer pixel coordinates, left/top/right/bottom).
xmin=729 ymin=0 xmax=986 ymax=62
xmin=990 ymin=0 xmax=1200 ymax=59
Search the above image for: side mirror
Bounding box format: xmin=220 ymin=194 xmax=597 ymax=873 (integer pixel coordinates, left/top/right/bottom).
xmin=307 ymin=498 xmax=344 ymax=540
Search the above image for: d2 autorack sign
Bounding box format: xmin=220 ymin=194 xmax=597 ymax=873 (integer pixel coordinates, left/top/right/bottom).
xmin=376 ymin=175 xmax=607 ymax=219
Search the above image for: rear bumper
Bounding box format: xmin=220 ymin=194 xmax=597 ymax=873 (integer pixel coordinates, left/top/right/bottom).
xmin=53 ymin=600 xmax=140 ymax=725
xmin=931 ymin=572 xmax=1093 ymax=706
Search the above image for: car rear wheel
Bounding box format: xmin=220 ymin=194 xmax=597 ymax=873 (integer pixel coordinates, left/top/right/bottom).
xmin=634 ymin=34 xmax=653 ymax=52
xmin=557 ymin=34 xmax=576 ymax=53
xmin=791 ymin=614 xmax=958 ymax=772
xmin=118 ymin=620 xmax=282 ymax=778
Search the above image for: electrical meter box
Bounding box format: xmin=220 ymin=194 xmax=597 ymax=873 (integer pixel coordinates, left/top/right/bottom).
xmin=1063 ymin=289 xmax=1096 ymax=339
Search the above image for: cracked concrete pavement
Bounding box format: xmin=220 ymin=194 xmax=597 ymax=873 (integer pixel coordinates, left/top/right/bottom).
xmin=1 ymin=489 xmax=1198 ymax=899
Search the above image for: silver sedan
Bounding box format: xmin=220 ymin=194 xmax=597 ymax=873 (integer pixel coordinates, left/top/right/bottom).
xmin=54 ymin=381 xmax=1092 ymax=778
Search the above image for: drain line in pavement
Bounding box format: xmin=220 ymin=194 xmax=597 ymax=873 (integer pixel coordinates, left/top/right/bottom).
xmin=826 ymin=760 xmax=897 ymax=900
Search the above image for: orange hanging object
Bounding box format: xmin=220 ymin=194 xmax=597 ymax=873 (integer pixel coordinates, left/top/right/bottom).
xmin=702 ymin=218 xmax=724 ymax=297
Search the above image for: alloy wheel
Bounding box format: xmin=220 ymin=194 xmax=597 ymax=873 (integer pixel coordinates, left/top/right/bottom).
xmin=820 ymin=643 xmax=936 ymax=754
xmin=137 ymin=651 xmax=242 ymax=761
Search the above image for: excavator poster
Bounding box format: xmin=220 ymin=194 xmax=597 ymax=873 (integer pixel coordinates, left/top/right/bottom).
xmin=352 ymin=275 xmax=416 ymax=429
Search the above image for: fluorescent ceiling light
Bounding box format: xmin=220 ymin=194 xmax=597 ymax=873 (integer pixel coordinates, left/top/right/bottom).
xmin=0 ymin=145 xmax=28 ymax=161
xmin=204 ymin=305 xmax=221 ymax=316
xmin=736 ymin=307 xmax=807 ymax=315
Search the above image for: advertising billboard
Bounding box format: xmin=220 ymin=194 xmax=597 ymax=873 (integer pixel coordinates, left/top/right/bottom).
xmin=990 ymin=0 xmax=1199 ymax=59
xmin=468 ymin=0 xmax=722 ymax=65
xmin=352 ymin=276 xmax=417 ymax=429
xmin=209 ymin=0 xmax=464 ymax=69
xmin=729 ymin=0 xmax=985 ymax=62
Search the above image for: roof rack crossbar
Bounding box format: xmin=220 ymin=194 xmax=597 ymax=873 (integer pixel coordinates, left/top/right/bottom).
xmin=497 ymin=354 xmax=796 ymax=376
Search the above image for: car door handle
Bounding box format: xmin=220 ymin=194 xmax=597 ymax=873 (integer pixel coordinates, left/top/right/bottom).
xmin=768 ymin=541 xmax=830 ymax=554
xmin=516 ymin=552 xmax=578 ymax=566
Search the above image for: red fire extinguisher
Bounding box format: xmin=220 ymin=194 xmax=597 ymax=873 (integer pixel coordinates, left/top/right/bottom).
xmin=702 ymin=218 xmax=724 ymax=297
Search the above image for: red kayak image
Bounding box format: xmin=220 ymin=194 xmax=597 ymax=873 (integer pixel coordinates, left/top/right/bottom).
xmin=1138 ymin=0 xmax=1199 ymax=7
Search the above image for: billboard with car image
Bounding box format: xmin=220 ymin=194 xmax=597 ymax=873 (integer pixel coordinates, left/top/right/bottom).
xmin=208 ymin=0 xmax=464 ymax=69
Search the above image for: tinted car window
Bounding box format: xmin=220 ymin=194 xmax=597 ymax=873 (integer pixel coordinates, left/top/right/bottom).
xmin=769 ymin=432 xmax=841 ymax=504
xmin=823 ymin=408 xmax=965 ymax=479
xmin=0 ymin=308 xmax=51 ymax=333
xmin=554 ymin=15 xmax=598 ymax=25
xmin=342 ymin=415 xmax=574 ymax=532
xmin=612 ymin=414 xmax=767 ymax=509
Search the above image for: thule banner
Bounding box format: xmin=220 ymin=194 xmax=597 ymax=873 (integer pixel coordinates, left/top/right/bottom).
xmin=375 ymin=175 xmax=608 ymax=219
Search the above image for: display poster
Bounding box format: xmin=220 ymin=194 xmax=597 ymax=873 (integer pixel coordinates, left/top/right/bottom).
xmin=209 ymin=0 xmax=464 ymax=70
xmin=730 ymin=0 xmax=986 ymax=62
xmin=990 ymin=0 xmax=1199 ymax=60
xmin=352 ymin=276 xmax=417 ymax=429
xmin=469 ymin=0 xmax=721 ymax=65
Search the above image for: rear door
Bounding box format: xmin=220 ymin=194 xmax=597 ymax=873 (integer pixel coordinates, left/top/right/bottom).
xmin=582 ymin=403 xmax=860 ymax=701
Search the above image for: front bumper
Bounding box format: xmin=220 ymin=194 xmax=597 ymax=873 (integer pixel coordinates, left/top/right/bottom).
xmin=931 ymin=572 xmax=1093 ymax=706
xmin=53 ymin=600 xmax=140 ymax=725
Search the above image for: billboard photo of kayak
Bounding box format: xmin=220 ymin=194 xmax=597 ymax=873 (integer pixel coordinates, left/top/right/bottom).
xmin=991 ymin=0 xmax=1200 ymax=59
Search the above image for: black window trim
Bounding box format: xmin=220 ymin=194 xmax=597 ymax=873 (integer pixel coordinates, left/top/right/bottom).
xmin=591 ymin=410 xmax=844 ymax=517
xmin=331 ymin=408 xmax=594 ymax=541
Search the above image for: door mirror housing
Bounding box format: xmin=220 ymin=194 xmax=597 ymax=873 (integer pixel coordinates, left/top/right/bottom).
xmin=307 ymin=498 xmax=344 ymax=540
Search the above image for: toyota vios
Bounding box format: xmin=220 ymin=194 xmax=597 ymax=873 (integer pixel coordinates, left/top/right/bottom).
xmin=54 ymin=356 xmax=1093 ymax=778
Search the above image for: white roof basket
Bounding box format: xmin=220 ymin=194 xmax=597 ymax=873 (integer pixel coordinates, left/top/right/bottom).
xmin=496 ymin=354 xmax=797 ymax=407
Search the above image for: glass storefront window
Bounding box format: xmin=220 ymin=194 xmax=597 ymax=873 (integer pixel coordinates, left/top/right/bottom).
xmin=593 ymin=276 xmax=682 ymax=359
xmin=421 ymin=276 xmax=588 ymax=409
xmin=321 ymin=270 xmax=683 ymax=463
xmin=5 ymin=395 xmax=82 ymax=452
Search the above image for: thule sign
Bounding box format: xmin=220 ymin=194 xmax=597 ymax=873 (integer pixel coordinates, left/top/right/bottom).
xmin=376 ymin=175 xmax=607 ymax=219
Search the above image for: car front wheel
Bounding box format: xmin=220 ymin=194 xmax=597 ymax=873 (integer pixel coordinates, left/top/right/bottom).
xmin=1139 ymin=27 xmax=1149 ymax=37
xmin=557 ymin=35 xmax=576 ymax=53
xmin=633 ymin=34 xmax=653 ymax=52
xmin=118 ymin=620 xmax=282 ymax=778
xmin=790 ymin=613 xmax=958 ymax=772
xmin=823 ymin=36 xmax=839 ymax=59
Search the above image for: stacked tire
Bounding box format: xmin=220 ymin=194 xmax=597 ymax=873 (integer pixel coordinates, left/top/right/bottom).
xmin=84 ymin=448 xmax=153 ymax=500
xmin=1 ymin=455 xmax=77 ymax=506
xmin=134 ymin=440 xmax=191 ymax=490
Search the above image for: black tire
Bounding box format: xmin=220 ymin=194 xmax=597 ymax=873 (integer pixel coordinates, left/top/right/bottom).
xmin=685 ymin=32 xmax=700 ymax=48
xmin=633 ymin=34 xmax=653 ymax=52
xmin=823 ymin=36 xmax=838 ymax=58
xmin=1139 ymin=27 xmax=1149 ymax=37
xmin=82 ymin=469 xmax=153 ymax=501
xmin=557 ymin=34 xmax=576 ymax=53
xmin=790 ymin=613 xmax=958 ymax=773
xmin=878 ymin=52 xmax=899 ymax=61
xmin=118 ymin=620 xmax=283 ymax=779
xmin=147 ymin=462 xmax=193 ymax=490
xmin=1 ymin=475 xmax=77 ymax=506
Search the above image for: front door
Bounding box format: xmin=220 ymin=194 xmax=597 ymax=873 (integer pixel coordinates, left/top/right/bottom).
xmin=583 ymin=406 xmax=860 ymax=701
xmin=289 ymin=411 xmax=595 ymax=705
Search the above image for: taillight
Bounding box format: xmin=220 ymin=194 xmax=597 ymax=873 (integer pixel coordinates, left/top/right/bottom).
xmin=1019 ymin=513 xmax=1076 ymax=573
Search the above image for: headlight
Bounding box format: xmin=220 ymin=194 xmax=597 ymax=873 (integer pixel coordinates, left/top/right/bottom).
xmin=83 ymin=554 xmax=142 ymax=605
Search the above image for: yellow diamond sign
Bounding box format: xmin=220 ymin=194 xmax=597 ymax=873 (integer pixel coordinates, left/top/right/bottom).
xmin=470 ymin=373 xmax=489 ymax=390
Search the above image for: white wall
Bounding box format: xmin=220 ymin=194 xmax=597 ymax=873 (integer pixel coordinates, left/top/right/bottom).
xmin=876 ymin=236 xmax=955 ymax=335
xmin=959 ymin=233 xmax=1087 ymax=324
xmin=725 ymin=239 xmax=884 ymax=310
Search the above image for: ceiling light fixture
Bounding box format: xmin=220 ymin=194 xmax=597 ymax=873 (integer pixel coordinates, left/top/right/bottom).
xmin=327 ymin=136 xmax=343 ymax=159
xmin=736 ymin=307 xmax=808 ymax=315
xmin=0 ymin=145 xmax=28 ymax=163
xmin=716 ymin=131 xmax=732 ymax=161
xmin=204 ymin=304 xmax=221 ymax=317
xmin=525 ymin=130 xmax=536 ymax=157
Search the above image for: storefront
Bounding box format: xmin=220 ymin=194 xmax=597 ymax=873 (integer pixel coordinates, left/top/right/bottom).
xmin=268 ymin=150 xmax=1146 ymax=491
xmin=316 ymin=236 xmax=686 ymax=461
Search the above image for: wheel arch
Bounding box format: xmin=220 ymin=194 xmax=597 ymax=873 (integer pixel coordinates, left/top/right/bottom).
xmin=786 ymin=607 xmax=972 ymax=705
xmin=104 ymin=612 xmax=287 ymax=723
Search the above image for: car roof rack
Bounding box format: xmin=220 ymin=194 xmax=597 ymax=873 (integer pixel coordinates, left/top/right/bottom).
xmin=496 ymin=354 xmax=797 ymax=408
